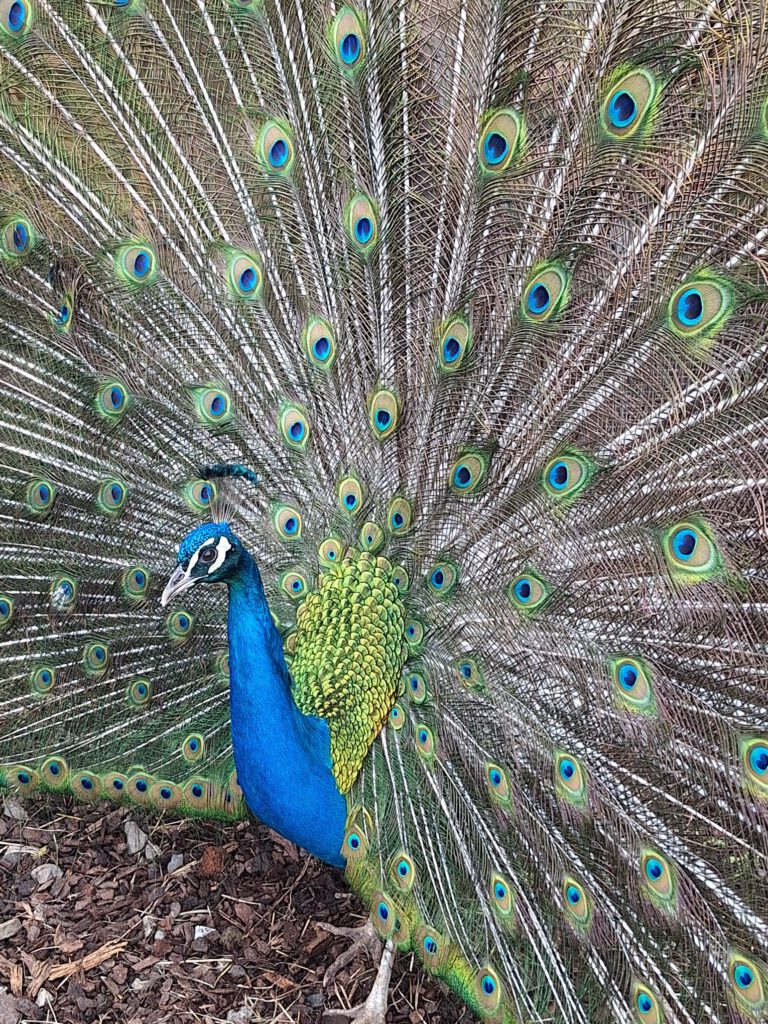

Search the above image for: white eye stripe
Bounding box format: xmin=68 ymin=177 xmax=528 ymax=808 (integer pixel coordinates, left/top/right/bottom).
xmin=207 ymin=536 xmax=232 ymax=574
xmin=187 ymin=537 xmax=215 ymax=574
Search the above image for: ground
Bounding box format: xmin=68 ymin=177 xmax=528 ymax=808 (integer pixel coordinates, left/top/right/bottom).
xmin=0 ymin=797 xmax=467 ymax=1024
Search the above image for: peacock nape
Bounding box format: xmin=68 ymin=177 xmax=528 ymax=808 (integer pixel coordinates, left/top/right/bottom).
xmin=162 ymin=520 xmax=407 ymax=867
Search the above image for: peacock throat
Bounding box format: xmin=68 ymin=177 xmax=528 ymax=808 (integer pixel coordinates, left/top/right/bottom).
xmin=288 ymin=549 xmax=408 ymax=794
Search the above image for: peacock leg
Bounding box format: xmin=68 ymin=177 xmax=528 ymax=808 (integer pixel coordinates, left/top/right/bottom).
xmin=320 ymin=921 xmax=395 ymax=1023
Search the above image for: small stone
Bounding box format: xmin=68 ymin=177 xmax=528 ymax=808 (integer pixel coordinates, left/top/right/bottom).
xmin=0 ymin=919 xmax=22 ymax=942
xmin=167 ymin=853 xmax=184 ymax=873
xmin=2 ymin=799 xmax=28 ymax=822
xmin=194 ymin=925 xmax=216 ymax=940
xmin=30 ymin=863 xmax=63 ymax=886
xmin=198 ymin=845 xmax=225 ymax=877
xmin=124 ymin=820 xmax=148 ymax=855
xmin=225 ymin=1007 xmax=255 ymax=1023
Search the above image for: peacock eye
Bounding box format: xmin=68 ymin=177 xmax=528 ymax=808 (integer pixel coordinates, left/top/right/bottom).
xmin=199 ymin=546 xmax=218 ymax=564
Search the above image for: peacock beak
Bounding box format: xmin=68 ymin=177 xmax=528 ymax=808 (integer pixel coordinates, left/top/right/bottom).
xmin=160 ymin=564 xmax=196 ymax=607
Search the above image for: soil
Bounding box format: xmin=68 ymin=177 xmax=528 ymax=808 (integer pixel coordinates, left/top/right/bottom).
xmin=0 ymin=796 xmax=468 ymax=1024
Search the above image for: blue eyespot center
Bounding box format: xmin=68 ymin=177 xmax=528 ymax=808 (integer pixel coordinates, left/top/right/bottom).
xmin=608 ymin=90 xmax=637 ymax=128
xmin=549 ymin=461 xmax=568 ymax=489
xmin=637 ymin=993 xmax=653 ymax=1014
xmin=735 ymin=965 xmax=754 ymax=989
xmin=618 ymin=663 xmax=638 ymax=690
xmin=210 ymin=395 xmax=226 ymax=417
xmin=345 ymin=494 xmax=357 ymax=508
xmin=289 ymin=420 xmax=304 ymax=439
xmin=529 ymin=283 xmax=550 ymax=314
xmin=110 ymin=387 xmax=124 ymax=409
xmin=424 ymin=936 xmax=437 ymax=955
xmin=483 ymin=131 xmax=508 ymax=165
xmin=313 ymin=336 xmax=330 ymax=360
xmin=443 ymin=336 xmax=461 ymax=362
xmin=377 ymin=902 xmax=389 ymax=921
xmin=269 ymin=139 xmax=288 ymax=168
xmin=49 ymin=762 xmax=60 ymax=775
xmin=489 ymin=769 xmax=502 ymax=787
xmin=494 ymin=882 xmax=506 ymax=900
xmin=17 ymin=771 xmax=30 ymax=784
xmin=566 ymin=885 xmax=581 ymax=905
xmin=136 ymin=779 xmax=148 ymax=793
xmin=8 ymin=3 xmax=26 ymax=33
xmin=431 ymin=569 xmax=444 ymax=588
xmin=393 ymin=512 xmax=404 ymax=527
xmin=749 ymin=746 xmax=768 ymax=775
xmin=355 ymin=216 xmax=373 ymax=243
xmin=397 ymin=860 xmax=409 ymax=876
xmin=133 ymin=251 xmax=150 ymax=278
xmin=192 ymin=784 xmax=204 ymax=797
xmin=56 ymin=305 xmax=70 ymax=324
xmin=13 ymin=221 xmax=28 ymax=250
xmin=113 ymin=778 xmax=124 ymax=790
xmin=348 ymin=833 xmax=360 ymax=850
xmin=646 ymin=858 xmax=663 ymax=881
xmin=160 ymin=787 xmax=172 ymax=800
xmin=482 ymin=975 xmax=496 ymax=996
xmin=340 ymin=32 xmax=360 ymax=64
xmin=454 ymin=465 xmax=472 ymax=488
xmin=460 ymin=663 xmax=472 ymax=679
xmin=560 ymin=759 xmax=575 ymax=780
xmin=515 ymin=579 xmax=531 ymax=602
xmin=111 ymin=483 xmax=124 ymax=503
xmin=672 ymin=527 xmax=697 ymax=560
xmin=284 ymin=517 xmax=297 ymax=534
xmin=418 ymin=729 xmax=428 ymax=744
xmin=0 ymin=601 xmax=9 ymax=616
xmin=676 ymin=288 xmax=703 ymax=326
xmin=239 ymin=267 xmax=257 ymax=293
xmin=38 ymin=484 xmax=50 ymax=502
xmin=81 ymin=776 xmax=93 ymax=790
xmin=375 ymin=409 xmax=391 ymax=429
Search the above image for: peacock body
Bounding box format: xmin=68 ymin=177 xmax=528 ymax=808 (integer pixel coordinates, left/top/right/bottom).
xmin=1 ymin=0 xmax=768 ymax=1021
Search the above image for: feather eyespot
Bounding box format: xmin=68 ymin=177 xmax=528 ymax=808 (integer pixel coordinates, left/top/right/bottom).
xmin=2 ymin=217 xmax=33 ymax=256
xmin=479 ymin=109 xmax=523 ymax=173
xmin=0 ymin=595 xmax=13 ymax=631
xmin=345 ymin=194 xmax=378 ymax=252
xmin=662 ymin=520 xmax=720 ymax=578
xmin=522 ymin=264 xmax=569 ymax=322
xmin=454 ymin=657 xmax=483 ymax=690
xmin=390 ymin=852 xmax=415 ymax=891
xmin=359 ymin=521 xmax=384 ymax=553
xmin=127 ymin=678 xmax=152 ymax=708
xmin=117 ymin=243 xmax=156 ymax=284
xmin=405 ymin=671 xmax=427 ymax=704
xmin=562 ymin=876 xmax=592 ymax=931
xmin=555 ymin=751 xmax=588 ymax=808
xmin=490 ymin=872 xmax=515 ymax=919
xmin=281 ymin=571 xmax=307 ymax=598
xmin=368 ymin=389 xmax=398 ymax=440
xmin=741 ymin=738 xmax=768 ymax=798
xmin=26 ymin=478 xmax=57 ymax=515
xmin=274 ymin=505 xmax=303 ymax=541
xmin=631 ymin=981 xmax=663 ymax=1023
xmin=426 ymin=561 xmax=457 ymax=597
xmin=475 ymin=967 xmax=502 ymax=1013
xmin=97 ymin=478 xmax=128 ymax=514
xmin=82 ymin=641 xmax=110 ymax=677
xmin=508 ymin=572 xmax=550 ymax=614
xmin=50 ymin=293 xmax=74 ymax=331
xmin=304 ymin=316 xmax=336 ymax=369
xmin=167 ymin=609 xmax=194 ymax=642
xmin=182 ymin=734 xmax=205 ymax=763
xmin=438 ymin=316 xmax=472 ymax=371
xmin=41 ymin=756 xmax=68 ymax=788
xmin=96 ymin=380 xmax=130 ymax=421
xmin=279 ymin=404 xmax=310 ymax=450
xmin=226 ymin=251 xmax=263 ymax=299
xmin=415 ymin=724 xmax=435 ymax=761
xmin=30 ymin=665 xmax=55 ymax=695
xmin=404 ymin=618 xmax=424 ymax=645
xmin=449 ymin=452 xmax=487 ymax=494
xmin=121 ymin=565 xmax=149 ymax=603
xmin=183 ymin=479 xmax=217 ymax=513
xmin=331 ymin=8 xmax=366 ymax=70
xmin=257 ymin=120 xmax=295 ymax=174
xmin=542 ymin=453 xmax=594 ymax=500
xmin=387 ymin=497 xmax=412 ymax=534
xmin=338 ymin=475 xmax=363 ymax=514
xmin=728 ymin=953 xmax=766 ymax=1015
xmin=50 ymin=575 xmax=77 ymax=612
xmin=602 ymin=69 xmax=658 ymax=138
xmin=610 ymin=656 xmax=656 ymax=715
xmin=485 ymin=762 xmax=512 ymax=806
xmin=668 ymin=276 xmax=732 ymax=339
xmin=1 ymin=1 xmax=31 ymax=37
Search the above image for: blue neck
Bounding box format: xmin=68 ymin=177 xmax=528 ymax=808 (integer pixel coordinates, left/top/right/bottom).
xmin=226 ymin=552 xmax=347 ymax=867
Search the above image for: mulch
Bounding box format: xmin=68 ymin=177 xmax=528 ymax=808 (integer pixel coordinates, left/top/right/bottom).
xmin=0 ymin=796 xmax=469 ymax=1024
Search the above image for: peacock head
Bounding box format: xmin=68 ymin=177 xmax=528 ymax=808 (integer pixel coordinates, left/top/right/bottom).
xmin=161 ymin=522 xmax=243 ymax=607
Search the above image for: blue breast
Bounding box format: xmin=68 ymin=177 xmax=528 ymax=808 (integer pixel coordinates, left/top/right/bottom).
xmin=226 ymin=553 xmax=348 ymax=867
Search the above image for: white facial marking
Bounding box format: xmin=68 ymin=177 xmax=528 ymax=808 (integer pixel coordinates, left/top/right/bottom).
xmin=208 ymin=536 xmax=232 ymax=574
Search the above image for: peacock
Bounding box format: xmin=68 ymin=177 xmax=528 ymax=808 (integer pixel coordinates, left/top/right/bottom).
xmin=1 ymin=0 xmax=767 ymax=1021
